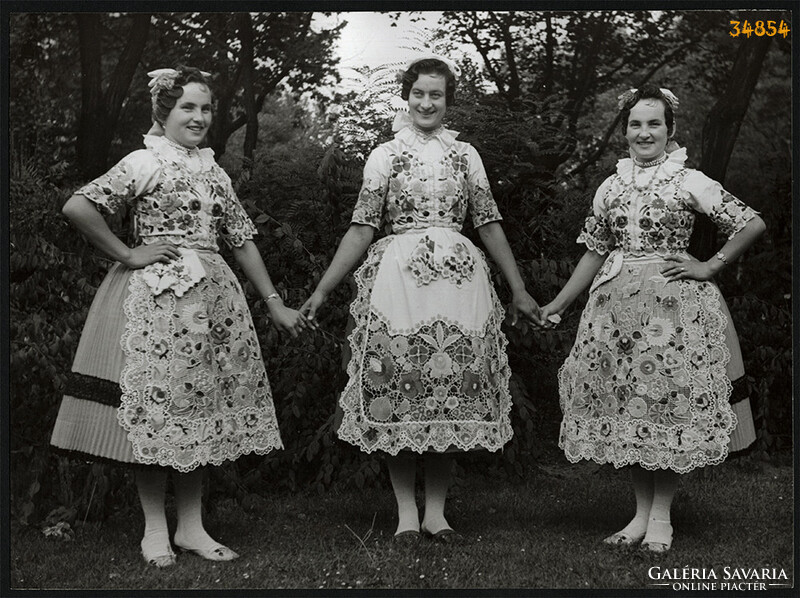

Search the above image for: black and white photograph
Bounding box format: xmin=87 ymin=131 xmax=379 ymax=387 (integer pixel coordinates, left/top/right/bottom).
xmin=2 ymin=2 xmax=796 ymax=594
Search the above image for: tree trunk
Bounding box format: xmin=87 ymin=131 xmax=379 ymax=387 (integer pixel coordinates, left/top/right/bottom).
xmin=689 ymin=15 xmax=774 ymax=259
xmin=211 ymin=13 xmax=313 ymax=157
xmin=76 ymin=14 xmax=150 ymax=178
xmin=499 ymin=13 xmax=520 ymax=103
xmin=238 ymin=13 xmax=258 ymax=169
xmin=76 ymin=14 xmax=104 ymax=178
xmin=209 ymin=14 xmax=240 ymax=158
xmin=542 ymin=13 xmax=554 ymax=95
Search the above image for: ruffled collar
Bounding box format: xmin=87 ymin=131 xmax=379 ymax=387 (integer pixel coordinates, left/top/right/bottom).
xmin=144 ymin=135 xmax=216 ymax=170
xmin=616 ymin=147 xmax=687 ymax=182
xmin=391 ymin=111 xmax=459 ymax=149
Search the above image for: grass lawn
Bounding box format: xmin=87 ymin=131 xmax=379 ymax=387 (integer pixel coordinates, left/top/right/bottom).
xmin=9 ymin=453 xmax=794 ymax=592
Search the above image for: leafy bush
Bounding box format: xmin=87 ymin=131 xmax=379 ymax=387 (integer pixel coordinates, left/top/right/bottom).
xmin=9 ymin=159 xmax=138 ymax=525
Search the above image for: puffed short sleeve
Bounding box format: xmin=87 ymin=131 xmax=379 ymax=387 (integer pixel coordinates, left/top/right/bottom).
xmin=217 ymin=168 xmax=257 ymax=249
xmin=577 ymin=176 xmax=616 ymax=254
xmin=75 ymin=150 xmax=160 ymax=215
xmin=351 ymin=147 xmax=389 ymax=229
xmin=465 ymin=145 xmax=503 ymax=228
xmin=680 ymin=170 xmax=758 ymax=239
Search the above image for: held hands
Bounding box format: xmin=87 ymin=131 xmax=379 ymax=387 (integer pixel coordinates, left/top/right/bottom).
xmin=510 ymin=290 xmax=545 ymax=328
xmin=267 ymin=299 xmax=311 ymax=338
xmin=538 ymin=302 xmax=564 ymax=331
xmin=122 ymin=242 xmax=181 ymax=269
xmin=660 ymin=255 xmax=717 ymax=282
xmin=298 ymin=290 xmax=327 ymax=331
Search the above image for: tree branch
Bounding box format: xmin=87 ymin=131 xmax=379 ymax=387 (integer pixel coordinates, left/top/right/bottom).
xmin=155 ymin=13 xmax=232 ymax=53
xmin=463 ymin=13 xmax=506 ymax=98
xmin=566 ymin=34 xmax=709 ymax=178
xmin=104 ymin=14 xmax=151 ymax=123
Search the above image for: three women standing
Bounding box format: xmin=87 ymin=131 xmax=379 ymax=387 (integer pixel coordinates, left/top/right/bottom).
xmin=50 ymin=62 xmax=765 ymax=564
xmin=301 ymin=57 xmax=541 ymax=541
xmin=50 ymin=66 xmax=308 ymax=566
xmin=541 ymin=85 xmax=765 ymax=552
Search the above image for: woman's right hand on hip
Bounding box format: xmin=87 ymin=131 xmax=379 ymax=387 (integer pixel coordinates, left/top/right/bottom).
xmin=122 ymin=242 xmax=181 ymax=269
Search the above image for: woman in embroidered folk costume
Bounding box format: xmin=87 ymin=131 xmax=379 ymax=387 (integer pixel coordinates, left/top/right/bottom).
xmin=50 ymin=67 xmax=308 ymax=566
xmin=302 ymin=56 xmax=542 ymax=542
xmin=539 ymin=85 xmax=765 ymax=553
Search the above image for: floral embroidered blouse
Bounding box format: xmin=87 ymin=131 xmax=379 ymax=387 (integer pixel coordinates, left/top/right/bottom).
xmin=76 ymin=135 xmax=256 ymax=252
xmin=351 ymin=125 xmax=502 ymax=234
xmin=579 ymin=148 xmax=758 ymax=256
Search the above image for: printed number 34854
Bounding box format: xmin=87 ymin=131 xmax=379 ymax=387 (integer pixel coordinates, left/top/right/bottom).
xmin=730 ymin=20 xmax=790 ymax=38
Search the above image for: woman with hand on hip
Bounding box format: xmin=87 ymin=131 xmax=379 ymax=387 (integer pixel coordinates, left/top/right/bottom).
xmin=50 ymin=66 xmax=308 ymax=566
xmin=540 ymin=85 xmax=765 ymax=553
xmin=302 ymin=56 xmax=541 ymax=543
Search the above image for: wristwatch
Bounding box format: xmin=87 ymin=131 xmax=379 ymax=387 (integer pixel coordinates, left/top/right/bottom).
xmin=265 ymin=293 xmax=282 ymax=302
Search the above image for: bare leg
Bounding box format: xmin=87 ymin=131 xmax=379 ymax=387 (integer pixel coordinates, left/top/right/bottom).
xmin=603 ymin=466 xmax=652 ymax=545
xmin=135 ymin=468 xmax=175 ymax=567
xmin=173 ymin=468 xmax=238 ymax=560
xmin=421 ymin=453 xmax=453 ymax=535
xmin=642 ymin=469 xmax=679 ymax=552
xmin=386 ymin=453 xmax=419 ymax=536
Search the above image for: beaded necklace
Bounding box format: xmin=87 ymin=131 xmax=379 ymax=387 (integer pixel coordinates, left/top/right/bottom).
xmin=632 ymin=152 xmax=668 ymax=168
xmin=630 ymin=152 xmax=667 ymax=192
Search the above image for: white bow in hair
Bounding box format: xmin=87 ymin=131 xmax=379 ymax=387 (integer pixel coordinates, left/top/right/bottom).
xmin=147 ymin=68 xmax=212 ymax=94
xmin=617 ymin=87 xmax=680 ymax=111
xmin=397 ymin=53 xmax=461 ymax=82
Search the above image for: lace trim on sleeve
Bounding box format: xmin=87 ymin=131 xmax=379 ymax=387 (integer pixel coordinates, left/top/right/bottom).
xmin=75 ymin=150 xmax=159 ymax=215
xmin=351 ymin=179 xmax=386 ymax=229
xmin=217 ymin=169 xmax=257 ymax=248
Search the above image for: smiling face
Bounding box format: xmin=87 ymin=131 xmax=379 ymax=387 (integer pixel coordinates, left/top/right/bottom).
xmin=163 ymin=82 xmax=212 ymax=148
xmin=625 ymin=98 xmax=671 ymax=162
xmin=408 ymin=73 xmax=447 ymax=131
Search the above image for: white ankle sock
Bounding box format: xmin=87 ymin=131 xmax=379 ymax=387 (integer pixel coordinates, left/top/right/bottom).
xmin=387 ymin=455 xmax=419 ymax=535
xmin=422 ymin=454 xmax=452 ymax=533
xmin=136 ymin=470 xmax=171 ymax=556
xmin=173 ymin=470 xmax=222 ymax=549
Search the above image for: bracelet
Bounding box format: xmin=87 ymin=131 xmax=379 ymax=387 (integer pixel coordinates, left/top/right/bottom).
xmin=715 ymin=251 xmax=729 ymax=264
xmin=265 ymin=293 xmax=282 ymax=302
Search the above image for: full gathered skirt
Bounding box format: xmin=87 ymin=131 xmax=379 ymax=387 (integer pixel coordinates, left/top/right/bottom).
xmin=558 ymin=256 xmax=755 ymax=473
xmin=51 ymin=255 xmax=283 ymax=471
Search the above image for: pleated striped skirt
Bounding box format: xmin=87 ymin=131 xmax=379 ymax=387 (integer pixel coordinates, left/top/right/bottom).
xmin=51 ymin=263 xmax=140 ymax=463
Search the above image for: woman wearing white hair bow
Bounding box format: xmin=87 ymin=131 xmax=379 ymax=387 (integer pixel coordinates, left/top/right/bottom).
xmin=51 ymin=66 xmax=309 ymax=566
xmin=539 ymin=85 xmax=765 ymax=553
xmin=302 ymin=55 xmax=542 ymax=543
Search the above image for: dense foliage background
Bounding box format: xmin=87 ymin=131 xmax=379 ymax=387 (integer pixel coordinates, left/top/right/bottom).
xmin=8 ymin=10 xmax=792 ymax=529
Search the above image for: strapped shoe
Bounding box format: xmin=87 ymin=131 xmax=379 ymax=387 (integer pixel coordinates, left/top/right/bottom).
xmin=141 ymin=537 xmax=177 ymax=568
xmin=174 ymin=534 xmax=239 ymax=561
xmin=641 ymin=519 xmax=673 ymax=554
xmin=603 ymin=529 xmax=646 ymax=546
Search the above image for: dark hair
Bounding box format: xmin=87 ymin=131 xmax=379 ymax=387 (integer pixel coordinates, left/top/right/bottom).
xmin=152 ymin=66 xmax=213 ymax=126
xmin=619 ymin=84 xmax=675 ymax=136
xmin=400 ymin=59 xmax=457 ymax=106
